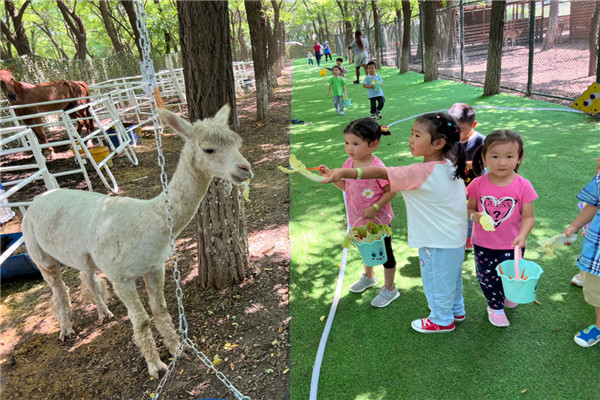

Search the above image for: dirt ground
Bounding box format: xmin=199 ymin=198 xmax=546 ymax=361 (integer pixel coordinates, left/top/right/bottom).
xmin=0 ymin=64 xmax=293 ymax=399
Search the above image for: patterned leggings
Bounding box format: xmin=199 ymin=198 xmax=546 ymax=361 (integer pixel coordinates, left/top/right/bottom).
xmin=473 ymin=245 xmax=525 ymax=310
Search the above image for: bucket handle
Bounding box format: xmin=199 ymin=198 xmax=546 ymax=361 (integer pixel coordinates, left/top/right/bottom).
xmin=514 ymin=245 xmax=520 ymax=281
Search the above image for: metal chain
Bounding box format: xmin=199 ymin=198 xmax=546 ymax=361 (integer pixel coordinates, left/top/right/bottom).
xmin=132 ymin=2 xmax=250 ymax=399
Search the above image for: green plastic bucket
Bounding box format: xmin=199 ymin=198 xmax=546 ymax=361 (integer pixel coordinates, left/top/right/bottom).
xmin=343 ymin=98 xmax=351 ymax=107
xmin=353 ymin=234 xmax=387 ymax=267
xmin=496 ymin=246 xmax=543 ymax=304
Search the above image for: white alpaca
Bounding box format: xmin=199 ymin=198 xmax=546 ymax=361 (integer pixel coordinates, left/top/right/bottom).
xmin=21 ymin=105 xmax=252 ymax=378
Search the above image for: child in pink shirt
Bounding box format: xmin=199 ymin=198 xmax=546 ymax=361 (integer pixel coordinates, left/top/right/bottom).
xmin=467 ymin=130 xmax=537 ymax=328
xmin=323 ymin=112 xmax=468 ymax=333
xmin=319 ymin=118 xmax=398 ymax=308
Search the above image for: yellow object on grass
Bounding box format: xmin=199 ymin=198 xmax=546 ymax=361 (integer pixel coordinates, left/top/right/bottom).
xmin=320 ymin=69 xmax=328 ymax=77
xmin=479 ymin=213 xmax=496 ymax=231
xmin=278 ymin=155 xmax=326 ymax=183
xmin=540 ymin=233 xmax=578 ymax=257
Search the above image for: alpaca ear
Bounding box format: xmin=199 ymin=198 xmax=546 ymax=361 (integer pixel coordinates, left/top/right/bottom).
xmin=213 ymin=104 xmax=231 ymax=125
xmin=158 ymin=108 xmax=193 ymax=139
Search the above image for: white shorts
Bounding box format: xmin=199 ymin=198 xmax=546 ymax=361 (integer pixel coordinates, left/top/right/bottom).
xmin=354 ymin=52 xmax=369 ymax=66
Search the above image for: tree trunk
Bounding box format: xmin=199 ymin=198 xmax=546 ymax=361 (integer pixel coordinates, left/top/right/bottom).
xmin=589 ymin=2 xmax=600 ymax=76
xmin=119 ymin=0 xmax=143 ymax=61
xmin=336 ymin=0 xmax=353 ymax=61
xmin=266 ymin=13 xmax=279 ymax=87
xmin=422 ymin=0 xmax=438 ymax=81
xmin=56 ymin=0 xmax=88 ymax=60
xmin=176 ymin=0 xmax=248 ymax=290
xmin=245 ymin=0 xmax=270 ymax=121
xmin=98 ymin=0 xmax=125 ymax=54
xmin=371 ymin=0 xmax=382 ymax=66
xmin=483 ymin=0 xmax=506 ymax=95
xmin=541 ymin=0 xmax=559 ymax=51
xmin=1 ymin=0 xmax=33 ymax=56
xmin=400 ymin=0 xmax=411 ymax=73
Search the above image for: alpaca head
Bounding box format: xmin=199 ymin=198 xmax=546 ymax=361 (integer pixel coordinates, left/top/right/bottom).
xmin=159 ymin=105 xmax=253 ymax=184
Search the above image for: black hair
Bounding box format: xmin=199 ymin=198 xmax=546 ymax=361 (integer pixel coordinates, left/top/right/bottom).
xmin=447 ymin=103 xmax=476 ymax=124
xmin=414 ymin=112 xmax=466 ymax=180
xmin=344 ymin=118 xmax=391 ymax=145
xmin=336 ymin=57 xmax=343 ymax=63
xmin=472 ymin=130 xmax=524 ymax=176
xmin=355 ymin=30 xmax=364 ymax=51
xmin=366 ymin=61 xmax=377 ymax=68
xmin=331 ymin=65 xmax=341 ymax=73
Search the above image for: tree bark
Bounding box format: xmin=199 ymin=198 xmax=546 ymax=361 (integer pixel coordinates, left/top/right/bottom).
xmin=588 ymin=1 xmax=600 ymax=76
xmin=371 ymin=0 xmax=382 ymax=66
xmin=541 ymin=0 xmax=559 ymax=51
xmin=335 ymin=0 xmax=353 ymax=61
xmin=176 ymin=0 xmax=248 ymax=290
xmin=97 ymin=0 xmax=125 ymax=54
xmin=245 ymin=0 xmax=270 ymax=121
xmin=422 ymin=0 xmax=438 ymax=81
xmin=119 ymin=0 xmax=143 ymax=60
xmin=1 ymin=0 xmax=33 ymax=56
xmin=400 ymin=0 xmax=411 ymax=73
xmin=483 ymin=0 xmax=506 ymax=95
xmin=266 ymin=13 xmax=279 ymax=87
xmin=56 ymin=0 xmax=88 ymax=60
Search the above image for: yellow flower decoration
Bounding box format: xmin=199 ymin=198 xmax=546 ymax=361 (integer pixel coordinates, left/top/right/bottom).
xmin=361 ymin=188 xmax=375 ymax=199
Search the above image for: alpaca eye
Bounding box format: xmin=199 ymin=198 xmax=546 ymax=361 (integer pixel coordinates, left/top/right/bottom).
xmin=203 ymin=148 xmax=215 ymax=154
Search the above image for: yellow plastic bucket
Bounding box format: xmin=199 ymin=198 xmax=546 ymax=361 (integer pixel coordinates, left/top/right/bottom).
xmin=72 ymin=145 xmax=113 ymax=167
xmin=319 ymin=69 xmax=328 ymax=77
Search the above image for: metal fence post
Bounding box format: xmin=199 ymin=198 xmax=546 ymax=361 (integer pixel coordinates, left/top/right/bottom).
xmin=460 ymin=0 xmax=465 ymax=81
xmin=527 ymin=0 xmax=536 ymax=96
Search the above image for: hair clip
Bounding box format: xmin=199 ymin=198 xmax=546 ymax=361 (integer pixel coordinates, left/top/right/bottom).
xmin=436 ymin=115 xmax=441 ymax=119
xmin=447 ymin=122 xmax=452 ymax=126
xmin=380 ymin=126 xmax=389 ymax=133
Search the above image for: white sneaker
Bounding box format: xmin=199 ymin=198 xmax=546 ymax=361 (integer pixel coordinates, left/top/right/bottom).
xmin=350 ymin=274 xmax=378 ymax=293
xmin=371 ymin=286 xmax=399 ymax=307
xmin=572 ymin=273 xmax=583 ymax=287
xmin=339 ymin=111 xmax=345 ymax=115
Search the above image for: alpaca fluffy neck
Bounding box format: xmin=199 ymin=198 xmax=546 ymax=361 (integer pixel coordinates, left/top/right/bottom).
xmin=151 ymin=144 xmax=212 ymax=237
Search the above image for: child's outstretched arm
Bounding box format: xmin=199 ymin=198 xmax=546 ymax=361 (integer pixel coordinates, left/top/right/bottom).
xmin=318 ymin=165 xmax=345 ymax=191
xmin=563 ymin=203 xmax=599 ymax=240
xmin=512 ymin=201 xmax=535 ymax=248
xmin=322 ymin=167 xmax=388 ymax=184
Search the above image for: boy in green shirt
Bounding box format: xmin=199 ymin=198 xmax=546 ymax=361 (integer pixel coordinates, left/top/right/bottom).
xmin=327 ymin=66 xmax=349 ymax=115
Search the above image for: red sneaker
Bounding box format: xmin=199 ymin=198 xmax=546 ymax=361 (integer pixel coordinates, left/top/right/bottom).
xmin=454 ymin=314 xmax=466 ymax=322
xmin=411 ymin=318 xmax=455 ymax=333
xmin=465 ymin=238 xmax=473 ymax=252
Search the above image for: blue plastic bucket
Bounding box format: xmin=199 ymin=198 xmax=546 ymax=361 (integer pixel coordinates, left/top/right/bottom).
xmin=353 ymin=234 xmax=388 ymax=267
xmin=496 ymin=246 xmax=543 ymax=304
xmin=343 ymin=98 xmax=351 ymax=107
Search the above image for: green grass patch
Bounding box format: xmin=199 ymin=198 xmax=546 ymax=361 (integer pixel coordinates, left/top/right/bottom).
xmin=288 ymin=57 xmax=600 ymax=399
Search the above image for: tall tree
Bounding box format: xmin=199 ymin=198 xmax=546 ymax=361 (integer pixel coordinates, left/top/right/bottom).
xmin=483 ymin=0 xmax=506 ymax=95
xmin=56 ymin=0 xmax=88 ymax=60
xmin=153 ymin=0 xmax=177 ymax=53
xmin=336 ymin=0 xmax=353 ymax=61
xmin=119 ymin=0 xmax=143 ymax=60
xmin=176 ymin=0 xmax=249 ymax=289
xmin=400 ymin=0 xmax=411 ymax=73
xmin=541 ymin=0 xmax=560 ymax=51
xmin=96 ymin=0 xmax=125 ymax=54
xmin=266 ymin=11 xmax=279 ymax=87
xmin=245 ymin=0 xmax=270 ymax=121
xmin=422 ymin=0 xmax=438 ymax=81
xmin=1 ymin=0 xmax=33 ymax=57
xmin=371 ymin=0 xmax=382 ymax=66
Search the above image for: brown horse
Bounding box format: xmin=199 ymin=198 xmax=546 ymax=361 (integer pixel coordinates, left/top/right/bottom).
xmin=0 ymin=68 xmax=95 ymax=158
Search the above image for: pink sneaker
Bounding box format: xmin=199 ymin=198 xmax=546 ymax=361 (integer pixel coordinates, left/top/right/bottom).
xmin=487 ymin=307 xmax=510 ymax=327
xmin=504 ymin=299 xmax=519 ymax=308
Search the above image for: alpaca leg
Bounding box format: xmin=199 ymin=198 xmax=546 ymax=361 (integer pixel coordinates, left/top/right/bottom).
xmin=37 ymin=263 xmax=75 ymax=341
xmin=79 ymin=271 xmax=114 ymax=323
xmin=143 ymin=268 xmax=180 ymax=356
xmin=111 ymin=280 xmax=166 ymax=379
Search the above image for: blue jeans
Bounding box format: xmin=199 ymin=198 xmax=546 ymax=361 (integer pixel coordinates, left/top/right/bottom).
xmin=419 ymin=247 xmax=465 ymax=326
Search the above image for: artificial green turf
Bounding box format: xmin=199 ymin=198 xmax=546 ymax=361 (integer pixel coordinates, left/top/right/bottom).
xmin=288 ymin=57 xmax=600 ymax=399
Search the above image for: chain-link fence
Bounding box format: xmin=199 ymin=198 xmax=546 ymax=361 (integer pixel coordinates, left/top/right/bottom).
xmin=337 ymin=0 xmax=597 ymax=103
xmin=0 ymin=52 xmax=183 ymax=86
